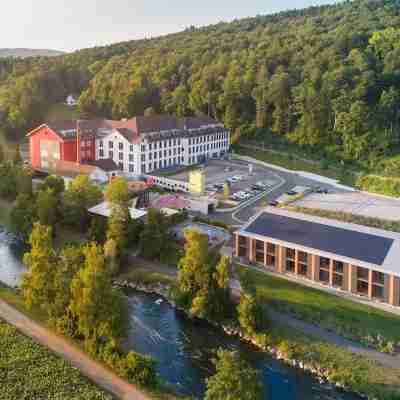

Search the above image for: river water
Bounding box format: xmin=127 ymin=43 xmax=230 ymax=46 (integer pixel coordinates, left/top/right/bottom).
xmin=0 ymin=225 xmax=360 ymax=400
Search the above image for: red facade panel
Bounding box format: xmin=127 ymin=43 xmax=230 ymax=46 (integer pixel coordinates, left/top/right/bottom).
xmin=29 ymin=126 xmax=63 ymax=169
xmin=62 ymin=140 xmax=78 ymax=163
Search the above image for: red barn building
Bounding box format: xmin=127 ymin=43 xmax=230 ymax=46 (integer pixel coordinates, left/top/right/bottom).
xmin=27 ymin=120 xmax=99 ymax=170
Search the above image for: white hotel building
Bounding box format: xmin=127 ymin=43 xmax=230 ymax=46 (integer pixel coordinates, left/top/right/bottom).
xmin=95 ymin=115 xmax=230 ymax=175
xmin=28 ymin=115 xmax=230 ymax=177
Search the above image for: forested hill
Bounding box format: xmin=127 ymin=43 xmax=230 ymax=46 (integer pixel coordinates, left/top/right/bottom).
xmin=1 ymin=0 xmax=400 ymax=169
xmin=0 ymin=49 xmax=65 ymax=58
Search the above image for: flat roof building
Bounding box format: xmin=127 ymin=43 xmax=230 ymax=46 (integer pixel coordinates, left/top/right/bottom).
xmin=235 ymin=207 xmax=400 ymax=307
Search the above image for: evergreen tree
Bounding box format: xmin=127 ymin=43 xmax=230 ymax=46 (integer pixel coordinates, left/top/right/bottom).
xmin=69 ymin=242 xmax=126 ymax=345
xmin=205 ymin=350 xmax=263 ymax=400
xmin=22 ymin=223 xmax=56 ymax=311
xmin=10 ymin=193 xmax=36 ymax=242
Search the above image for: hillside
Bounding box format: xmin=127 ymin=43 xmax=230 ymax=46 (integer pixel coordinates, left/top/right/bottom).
xmin=0 ymin=48 xmax=65 ymax=58
xmin=0 ymin=0 xmax=400 ymax=174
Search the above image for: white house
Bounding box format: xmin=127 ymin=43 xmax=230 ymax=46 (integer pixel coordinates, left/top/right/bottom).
xmin=66 ymin=94 xmax=78 ymax=107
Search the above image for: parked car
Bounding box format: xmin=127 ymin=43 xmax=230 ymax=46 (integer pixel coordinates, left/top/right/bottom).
xmin=316 ymin=187 xmax=329 ymax=194
xmin=252 ymin=184 xmax=265 ymax=191
xmin=286 ymin=190 xmax=298 ymax=196
xmin=269 ymin=200 xmax=279 ymax=207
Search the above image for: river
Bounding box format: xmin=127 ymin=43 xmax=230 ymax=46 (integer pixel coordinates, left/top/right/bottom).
xmin=0 ymin=225 xmax=360 ymax=400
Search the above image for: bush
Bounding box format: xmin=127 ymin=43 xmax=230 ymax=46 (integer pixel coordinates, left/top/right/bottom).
xmin=357 ymin=174 xmax=400 ymax=197
xmin=99 ymin=339 xmax=157 ymax=387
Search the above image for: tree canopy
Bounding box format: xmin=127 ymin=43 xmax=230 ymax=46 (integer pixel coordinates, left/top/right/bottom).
xmin=1 ymin=1 xmax=400 ymax=166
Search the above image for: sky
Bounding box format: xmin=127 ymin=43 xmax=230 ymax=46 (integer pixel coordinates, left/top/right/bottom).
xmin=1 ymin=0 xmax=339 ymax=52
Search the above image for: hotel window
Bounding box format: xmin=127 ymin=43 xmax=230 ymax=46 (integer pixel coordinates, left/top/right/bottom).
xmin=154 ymin=152 xmax=157 ymax=159
xmin=149 ymin=153 xmax=152 ymax=160
xmin=319 ymin=257 xmax=330 ymax=283
xmin=119 ymin=152 xmax=123 ymax=161
xmin=118 ymin=162 xmax=123 ymax=170
xmin=149 ymin=143 xmax=152 ymax=150
xmin=266 ymin=242 xmax=276 ymax=267
xmin=141 ymin=154 xmax=146 ymax=162
xmin=148 ymin=163 xmax=152 ymax=171
xmin=129 ymin=154 xmax=134 ymax=162
xmin=141 ymin=144 xmax=146 ymax=152
xmin=109 ymin=150 xmax=113 ymax=159
xmin=154 ymin=162 xmax=157 ymax=170
xmin=141 ymin=164 xmax=146 ymax=172
xmin=99 ymin=140 xmax=103 ymax=148
xmin=356 ymin=266 xmax=369 ymax=296
xmin=255 ymin=240 xmax=265 ymax=263
xmin=285 ymin=248 xmax=295 ymax=273
xmin=99 ymin=149 xmax=104 ymax=158
xmin=130 ymin=144 xmax=134 ymax=152
xmin=332 ymin=261 xmax=344 ymax=288
xmin=119 ymin=142 xmax=123 ymax=150
xmin=109 ymin=141 xmax=113 ymax=149
xmin=129 ymin=164 xmax=134 ymax=172
xmin=298 ymin=251 xmax=308 ymax=276
xmin=372 ymin=270 xmax=385 ymax=300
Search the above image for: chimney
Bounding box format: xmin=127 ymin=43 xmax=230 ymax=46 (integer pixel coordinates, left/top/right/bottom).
xmin=76 ymin=120 xmax=81 ymax=165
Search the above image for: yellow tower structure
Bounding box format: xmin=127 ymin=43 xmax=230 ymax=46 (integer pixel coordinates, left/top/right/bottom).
xmin=189 ymin=168 xmax=206 ymax=196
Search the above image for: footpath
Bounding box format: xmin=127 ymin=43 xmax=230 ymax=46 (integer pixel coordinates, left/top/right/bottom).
xmin=0 ymin=299 xmax=149 ymax=400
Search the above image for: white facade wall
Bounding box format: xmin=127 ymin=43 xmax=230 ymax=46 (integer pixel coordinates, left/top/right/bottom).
xmin=95 ymin=131 xmax=141 ymax=174
xmin=95 ymin=128 xmax=230 ymax=175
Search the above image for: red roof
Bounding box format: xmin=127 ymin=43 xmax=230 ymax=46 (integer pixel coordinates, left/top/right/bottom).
xmin=28 ymin=115 xmax=222 ymax=143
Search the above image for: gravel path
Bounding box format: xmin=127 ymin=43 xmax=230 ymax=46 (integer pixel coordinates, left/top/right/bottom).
xmin=0 ymin=299 xmax=150 ymax=400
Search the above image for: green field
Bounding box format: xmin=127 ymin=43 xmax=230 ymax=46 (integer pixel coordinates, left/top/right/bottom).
xmin=237 ymin=266 xmax=400 ymax=345
xmin=0 ymin=319 xmax=112 ymax=400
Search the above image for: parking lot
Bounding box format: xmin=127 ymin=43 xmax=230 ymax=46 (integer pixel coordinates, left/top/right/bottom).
xmin=170 ymin=159 xmax=282 ymax=203
xmin=293 ymin=191 xmax=400 ymax=222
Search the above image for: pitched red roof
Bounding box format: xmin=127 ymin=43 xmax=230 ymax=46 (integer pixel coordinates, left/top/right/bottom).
xmin=28 ymin=115 xmax=222 ymax=142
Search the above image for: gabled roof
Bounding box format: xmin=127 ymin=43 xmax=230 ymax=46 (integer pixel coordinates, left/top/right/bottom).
xmin=27 ymin=115 xmax=223 ymax=143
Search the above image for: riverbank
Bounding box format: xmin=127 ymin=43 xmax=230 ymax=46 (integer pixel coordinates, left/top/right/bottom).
xmin=114 ymin=276 xmax=400 ymax=400
xmin=0 ymin=282 xmax=188 ymax=400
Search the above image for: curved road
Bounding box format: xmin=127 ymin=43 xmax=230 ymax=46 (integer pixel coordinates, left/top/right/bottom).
xmin=0 ymin=299 xmax=149 ymax=400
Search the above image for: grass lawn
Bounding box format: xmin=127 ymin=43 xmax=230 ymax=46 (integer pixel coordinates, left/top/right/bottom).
xmin=45 ymin=103 xmax=80 ymax=121
xmin=236 ymin=145 xmax=357 ymax=186
xmin=268 ymin=322 xmax=400 ymax=398
xmin=237 ymin=266 xmax=400 ymax=344
xmin=0 ymin=318 xmax=112 ymax=400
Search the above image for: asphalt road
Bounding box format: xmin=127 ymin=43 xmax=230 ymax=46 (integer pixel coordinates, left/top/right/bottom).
xmin=209 ymin=161 xmax=348 ymax=226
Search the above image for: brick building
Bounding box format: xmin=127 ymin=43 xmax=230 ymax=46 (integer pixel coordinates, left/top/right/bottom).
xmin=27 ymin=115 xmax=230 ymax=175
xmin=235 ymin=207 xmax=400 ymax=307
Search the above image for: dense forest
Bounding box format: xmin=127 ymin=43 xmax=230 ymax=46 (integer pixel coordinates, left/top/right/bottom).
xmin=1 ymin=0 xmax=400 ymax=170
